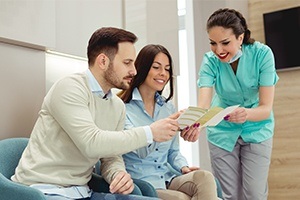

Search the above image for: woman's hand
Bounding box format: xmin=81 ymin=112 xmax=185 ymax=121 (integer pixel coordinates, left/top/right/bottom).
xmin=224 ymin=107 xmax=247 ymax=123
xmin=180 ymin=123 xmax=201 ymax=142
xmin=181 ymin=166 xmax=200 ymax=174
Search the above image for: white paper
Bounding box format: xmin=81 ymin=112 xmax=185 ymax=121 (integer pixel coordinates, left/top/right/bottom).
xmin=178 ymin=105 xmax=239 ymax=129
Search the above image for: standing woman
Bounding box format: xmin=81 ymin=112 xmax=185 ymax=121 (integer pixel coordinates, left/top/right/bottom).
xmin=119 ymin=44 xmax=218 ymax=200
xmin=195 ymin=8 xmax=279 ymax=200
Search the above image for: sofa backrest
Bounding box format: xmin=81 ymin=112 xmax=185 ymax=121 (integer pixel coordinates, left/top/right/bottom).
xmin=0 ymin=137 xmax=29 ymax=178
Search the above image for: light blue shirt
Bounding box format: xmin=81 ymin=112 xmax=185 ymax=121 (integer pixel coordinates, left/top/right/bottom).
xmin=85 ymin=69 xmax=113 ymax=99
xmin=197 ymin=41 xmax=279 ymax=152
xmin=123 ymin=88 xmax=188 ymax=189
xmin=30 ymin=184 xmax=91 ymax=199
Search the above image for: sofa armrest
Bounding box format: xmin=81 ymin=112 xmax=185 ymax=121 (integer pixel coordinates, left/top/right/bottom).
xmin=88 ymin=172 xmax=111 ymax=193
xmin=132 ymin=178 xmax=158 ymax=197
xmin=0 ymin=174 xmax=46 ymax=200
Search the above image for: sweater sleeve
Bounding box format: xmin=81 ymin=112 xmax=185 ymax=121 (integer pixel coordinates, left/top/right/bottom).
xmin=46 ymin=75 xmax=148 ymax=159
xmin=100 ymin=155 xmax=125 ymax=184
xmin=100 ymin=106 xmax=127 ymax=183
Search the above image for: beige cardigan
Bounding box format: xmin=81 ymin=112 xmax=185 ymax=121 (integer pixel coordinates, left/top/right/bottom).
xmin=12 ymin=73 xmax=147 ymax=186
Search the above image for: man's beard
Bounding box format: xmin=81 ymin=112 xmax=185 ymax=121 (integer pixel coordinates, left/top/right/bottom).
xmin=104 ymin=62 xmax=133 ymax=90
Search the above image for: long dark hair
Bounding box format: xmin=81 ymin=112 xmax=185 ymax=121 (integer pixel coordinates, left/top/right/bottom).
xmin=119 ymin=44 xmax=174 ymax=103
xmin=207 ymin=8 xmax=255 ymax=44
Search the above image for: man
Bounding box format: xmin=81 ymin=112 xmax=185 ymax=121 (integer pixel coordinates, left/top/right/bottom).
xmin=11 ymin=27 xmax=180 ymax=200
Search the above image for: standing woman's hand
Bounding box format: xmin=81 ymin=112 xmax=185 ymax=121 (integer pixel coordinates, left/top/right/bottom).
xmin=224 ymin=107 xmax=248 ymax=123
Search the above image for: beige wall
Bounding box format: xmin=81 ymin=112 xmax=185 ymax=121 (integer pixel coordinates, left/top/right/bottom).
xmin=0 ymin=0 xmax=123 ymax=140
xmin=249 ymin=0 xmax=300 ymax=43
xmin=248 ymin=1 xmax=300 ymax=199
xmin=0 ymin=0 xmax=180 ymax=141
xmin=0 ymin=42 xmax=45 ymax=139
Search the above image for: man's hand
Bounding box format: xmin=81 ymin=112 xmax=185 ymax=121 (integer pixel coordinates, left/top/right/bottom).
xmin=109 ymin=171 xmax=134 ymax=194
xmin=180 ymin=123 xmax=201 ymax=142
xmin=150 ymin=117 xmax=179 ymax=142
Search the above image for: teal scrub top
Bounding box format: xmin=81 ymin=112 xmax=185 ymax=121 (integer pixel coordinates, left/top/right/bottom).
xmin=197 ymin=41 xmax=279 ymax=152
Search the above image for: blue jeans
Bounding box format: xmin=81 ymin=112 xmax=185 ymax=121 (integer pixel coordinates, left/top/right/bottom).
xmin=45 ymin=192 xmax=159 ymax=200
xmin=90 ymin=192 xmax=159 ymax=200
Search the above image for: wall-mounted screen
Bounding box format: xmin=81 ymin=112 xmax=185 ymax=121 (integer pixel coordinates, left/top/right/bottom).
xmin=263 ymin=6 xmax=300 ymax=70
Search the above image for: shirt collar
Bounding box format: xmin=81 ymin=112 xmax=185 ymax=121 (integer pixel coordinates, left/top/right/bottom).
xmin=85 ymin=69 xmax=112 ymax=99
xmin=132 ymin=88 xmax=143 ymax=101
xmin=132 ymin=88 xmax=165 ymax=106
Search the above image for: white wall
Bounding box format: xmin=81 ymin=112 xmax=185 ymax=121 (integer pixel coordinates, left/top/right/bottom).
xmin=54 ymin=0 xmax=123 ymax=57
xmin=0 ymin=0 xmax=55 ymax=49
xmin=125 ymin=0 xmax=179 ymax=75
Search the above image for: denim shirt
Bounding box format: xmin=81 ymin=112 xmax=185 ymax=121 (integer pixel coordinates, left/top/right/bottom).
xmin=123 ymin=88 xmax=188 ymax=189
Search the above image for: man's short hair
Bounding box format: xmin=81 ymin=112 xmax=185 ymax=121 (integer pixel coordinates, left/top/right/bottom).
xmin=87 ymin=27 xmax=138 ymax=66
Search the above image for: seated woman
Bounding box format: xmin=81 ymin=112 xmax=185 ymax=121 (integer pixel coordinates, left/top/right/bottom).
xmin=118 ymin=44 xmax=218 ymax=200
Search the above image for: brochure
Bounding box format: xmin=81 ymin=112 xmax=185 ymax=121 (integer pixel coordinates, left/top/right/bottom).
xmin=177 ymin=105 xmax=239 ymax=130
